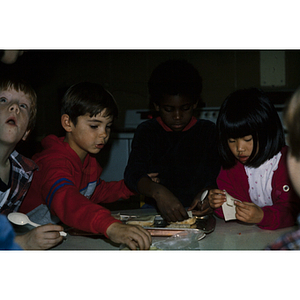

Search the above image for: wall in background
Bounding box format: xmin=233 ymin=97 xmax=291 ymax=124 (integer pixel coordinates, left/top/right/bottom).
xmin=1 ymin=49 xmax=300 ymax=157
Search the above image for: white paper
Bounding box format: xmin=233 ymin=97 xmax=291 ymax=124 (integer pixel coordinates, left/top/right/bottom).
xmin=222 ymin=191 xmax=242 ymax=221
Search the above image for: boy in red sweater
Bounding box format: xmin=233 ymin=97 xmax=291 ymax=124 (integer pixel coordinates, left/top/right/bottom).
xmin=20 ymin=82 xmax=151 ymax=250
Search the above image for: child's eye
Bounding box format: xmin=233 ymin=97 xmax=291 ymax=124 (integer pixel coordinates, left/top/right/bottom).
xmin=182 ymin=105 xmax=192 ymax=111
xmin=90 ymin=125 xmax=98 ymax=129
xmin=163 ymin=106 xmax=173 ymax=112
xmin=0 ymin=97 xmax=7 ymax=103
xmin=244 ymin=136 xmax=253 ymax=142
xmin=228 ymin=139 xmax=236 ymax=143
xmin=19 ymin=103 xmax=28 ymax=109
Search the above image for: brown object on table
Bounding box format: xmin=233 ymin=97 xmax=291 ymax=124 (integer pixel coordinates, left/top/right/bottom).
xmin=166 ymin=216 xmax=197 ymax=228
xmin=126 ymin=215 xmax=155 ymax=226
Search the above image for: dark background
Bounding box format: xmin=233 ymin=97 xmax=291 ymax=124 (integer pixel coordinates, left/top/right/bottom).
xmin=1 ymin=49 xmax=299 ymax=158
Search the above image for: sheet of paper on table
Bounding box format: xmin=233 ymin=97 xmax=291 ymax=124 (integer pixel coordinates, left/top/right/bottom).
xmin=222 ymin=191 xmax=242 ymax=221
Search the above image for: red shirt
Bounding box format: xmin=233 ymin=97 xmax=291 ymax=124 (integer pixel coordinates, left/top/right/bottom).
xmin=20 ymin=135 xmax=134 ymax=237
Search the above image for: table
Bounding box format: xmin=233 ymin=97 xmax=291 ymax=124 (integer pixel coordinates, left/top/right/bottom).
xmin=47 ymin=208 xmax=297 ymax=250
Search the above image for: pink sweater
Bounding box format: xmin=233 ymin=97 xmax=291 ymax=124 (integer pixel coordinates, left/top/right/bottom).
xmin=215 ymin=146 xmax=300 ymax=230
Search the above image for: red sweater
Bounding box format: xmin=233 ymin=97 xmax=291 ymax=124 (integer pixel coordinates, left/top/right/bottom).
xmin=20 ymin=135 xmax=134 ymax=237
xmin=215 ymin=146 xmax=300 ymax=230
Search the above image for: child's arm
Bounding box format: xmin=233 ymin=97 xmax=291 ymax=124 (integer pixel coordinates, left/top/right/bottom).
xmin=137 ymin=176 xmax=189 ymax=222
xmin=22 ymin=157 xmax=124 ymax=236
xmin=15 ymin=224 xmax=64 ymax=250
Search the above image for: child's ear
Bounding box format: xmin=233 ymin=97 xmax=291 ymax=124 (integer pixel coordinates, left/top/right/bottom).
xmin=193 ymin=101 xmax=198 ymax=109
xmin=61 ymin=114 xmax=72 ymax=133
xmin=21 ymin=130 xmax=31 ymax=141
xmin=153 ymin=103 xmax=160 ymax=112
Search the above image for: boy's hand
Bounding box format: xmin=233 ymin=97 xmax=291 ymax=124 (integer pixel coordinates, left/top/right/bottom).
xmin=147 ymin=173 xmax=160 ymax=183
xmin=235 ymin=201 xmax=264 ymax=224
xmin=155 ymin=189 xmax=189 ymax=222
xmin=188 ymin=190 xmax=214 ymax=216
xmin=137 ymin=176 xmax=188 ymax=222
xmin=106 ymin=222 xmax=152 ymax=250
xmin=15 ymin=224 xmax=64 ymax=250
xmin=189 ymin=199 xmax=213 ymax=217
xmin=208 ymin=189 xmax=226 ymax=209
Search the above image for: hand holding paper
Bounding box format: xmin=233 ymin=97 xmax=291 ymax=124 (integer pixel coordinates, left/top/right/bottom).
xmin=222 ymin=191 xmax=242 ymax=221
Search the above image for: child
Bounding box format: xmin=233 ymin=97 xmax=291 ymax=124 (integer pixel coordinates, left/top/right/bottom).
xmin=266 ymin=87 xmax=300 ymax=248
xmin=0 ymin=78 xmax=64 ymax=250
xmin=124 ymin=59 xmax=221 ymax=223
xmin=207 ymin=88 xmax=300 ymax=230
xmin=0 ymin=214 xmax=22 ymax=250
xmin=284 ymin=87 xmax=300 ymax=198
xmin=20 ymin=82 xmax=151 ymax=250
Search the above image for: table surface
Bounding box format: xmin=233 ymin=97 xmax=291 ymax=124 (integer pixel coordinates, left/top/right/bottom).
xmin=39 ymin=208 xmax=296 ymax=251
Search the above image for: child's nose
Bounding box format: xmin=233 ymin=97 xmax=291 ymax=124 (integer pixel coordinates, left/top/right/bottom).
xmin=9 ymin=103 xmax=20 ymax=113
xmin=99 ymin=128 xmax=108 ymax=138
xmin=237 ymin=141 xmax=245 ymax=152
xmin=173 ymin=110 xmax=182 ymax=119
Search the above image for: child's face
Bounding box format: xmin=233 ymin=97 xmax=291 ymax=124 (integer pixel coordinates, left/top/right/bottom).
xmin=286 ymin=100 xmax=300 ymax=198
xmin=228 ymin=135 xmax=258 ymax=164
xmin=63 ymin=109 xmax=113 ymax=162
xmin=154 ymin=95 xmax=197 ymax=132
xmin=0 ymin=88 xmax=31 ymax=146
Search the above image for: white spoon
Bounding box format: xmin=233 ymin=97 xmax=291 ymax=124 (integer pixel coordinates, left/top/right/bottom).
xmin=8 ymin=212 xmax=67 ymax=237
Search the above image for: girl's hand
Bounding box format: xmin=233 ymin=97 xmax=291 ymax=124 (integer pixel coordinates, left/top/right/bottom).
xmin=235 ymin=201 xmax=264 ymax=224
xmin=208 ymin=189 xmax=226 ymax=209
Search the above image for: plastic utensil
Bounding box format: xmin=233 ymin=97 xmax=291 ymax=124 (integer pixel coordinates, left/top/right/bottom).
xmin=8 ymin=212 xmax=67 ymax=237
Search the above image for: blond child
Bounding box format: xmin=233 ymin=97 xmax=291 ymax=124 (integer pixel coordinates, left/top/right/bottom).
xmin=0 ymin=79 xmax=63 ymax=249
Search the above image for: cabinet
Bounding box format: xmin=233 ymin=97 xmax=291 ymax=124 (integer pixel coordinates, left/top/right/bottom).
xmin=96 ymin=132 xmax=134 ymax=181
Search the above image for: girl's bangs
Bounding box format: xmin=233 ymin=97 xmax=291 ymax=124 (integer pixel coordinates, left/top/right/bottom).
xmin=223 ymin=116 xmax=253 ymax=139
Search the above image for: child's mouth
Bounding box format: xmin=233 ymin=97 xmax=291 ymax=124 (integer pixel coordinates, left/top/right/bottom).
xmin=172 ymin=123 xmax=185 ymax=130
xmin=238 ymin=156 xmax=249 ymax=163
xmin=6 ymin=118 xmax=16 ymax=125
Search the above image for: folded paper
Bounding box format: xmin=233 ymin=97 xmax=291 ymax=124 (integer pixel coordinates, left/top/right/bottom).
xmin=222 ymin=191 xmax=242 ymax=221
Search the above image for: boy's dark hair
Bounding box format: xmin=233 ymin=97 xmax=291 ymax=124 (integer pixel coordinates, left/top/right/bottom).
xmin=0 ymin=78 xmax=37 ymax=132
xmin=61 ymin=82 xmax=118 ymax=126
xmin=284 ymin=87 xmax=300 ymax=161
xmin=148 ymin=59 xmax=203 ymax=106
xmin=217 ymin=88 xmax=285 ymax=169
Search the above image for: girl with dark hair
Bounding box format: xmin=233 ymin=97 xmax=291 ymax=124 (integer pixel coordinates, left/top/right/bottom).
xmin=204 ymin=88 xmax=300 ymax=230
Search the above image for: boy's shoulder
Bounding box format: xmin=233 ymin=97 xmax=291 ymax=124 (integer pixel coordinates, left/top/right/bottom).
xmin=196 ymin=118 xmax=216 ymax=127
xmin=33 ymin=134 xmax=73 ymax=162
xmin=188 ymin=118 xmax=217 ymax=134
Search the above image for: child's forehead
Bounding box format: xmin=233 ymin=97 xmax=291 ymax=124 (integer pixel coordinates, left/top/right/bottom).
xmin=85 ymin=109 xmax=114 ymax=121
xmin=160 ymin=94 xmax=194 ymax=106
xmin=0 ymin=87 xmax=31 ymax=101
